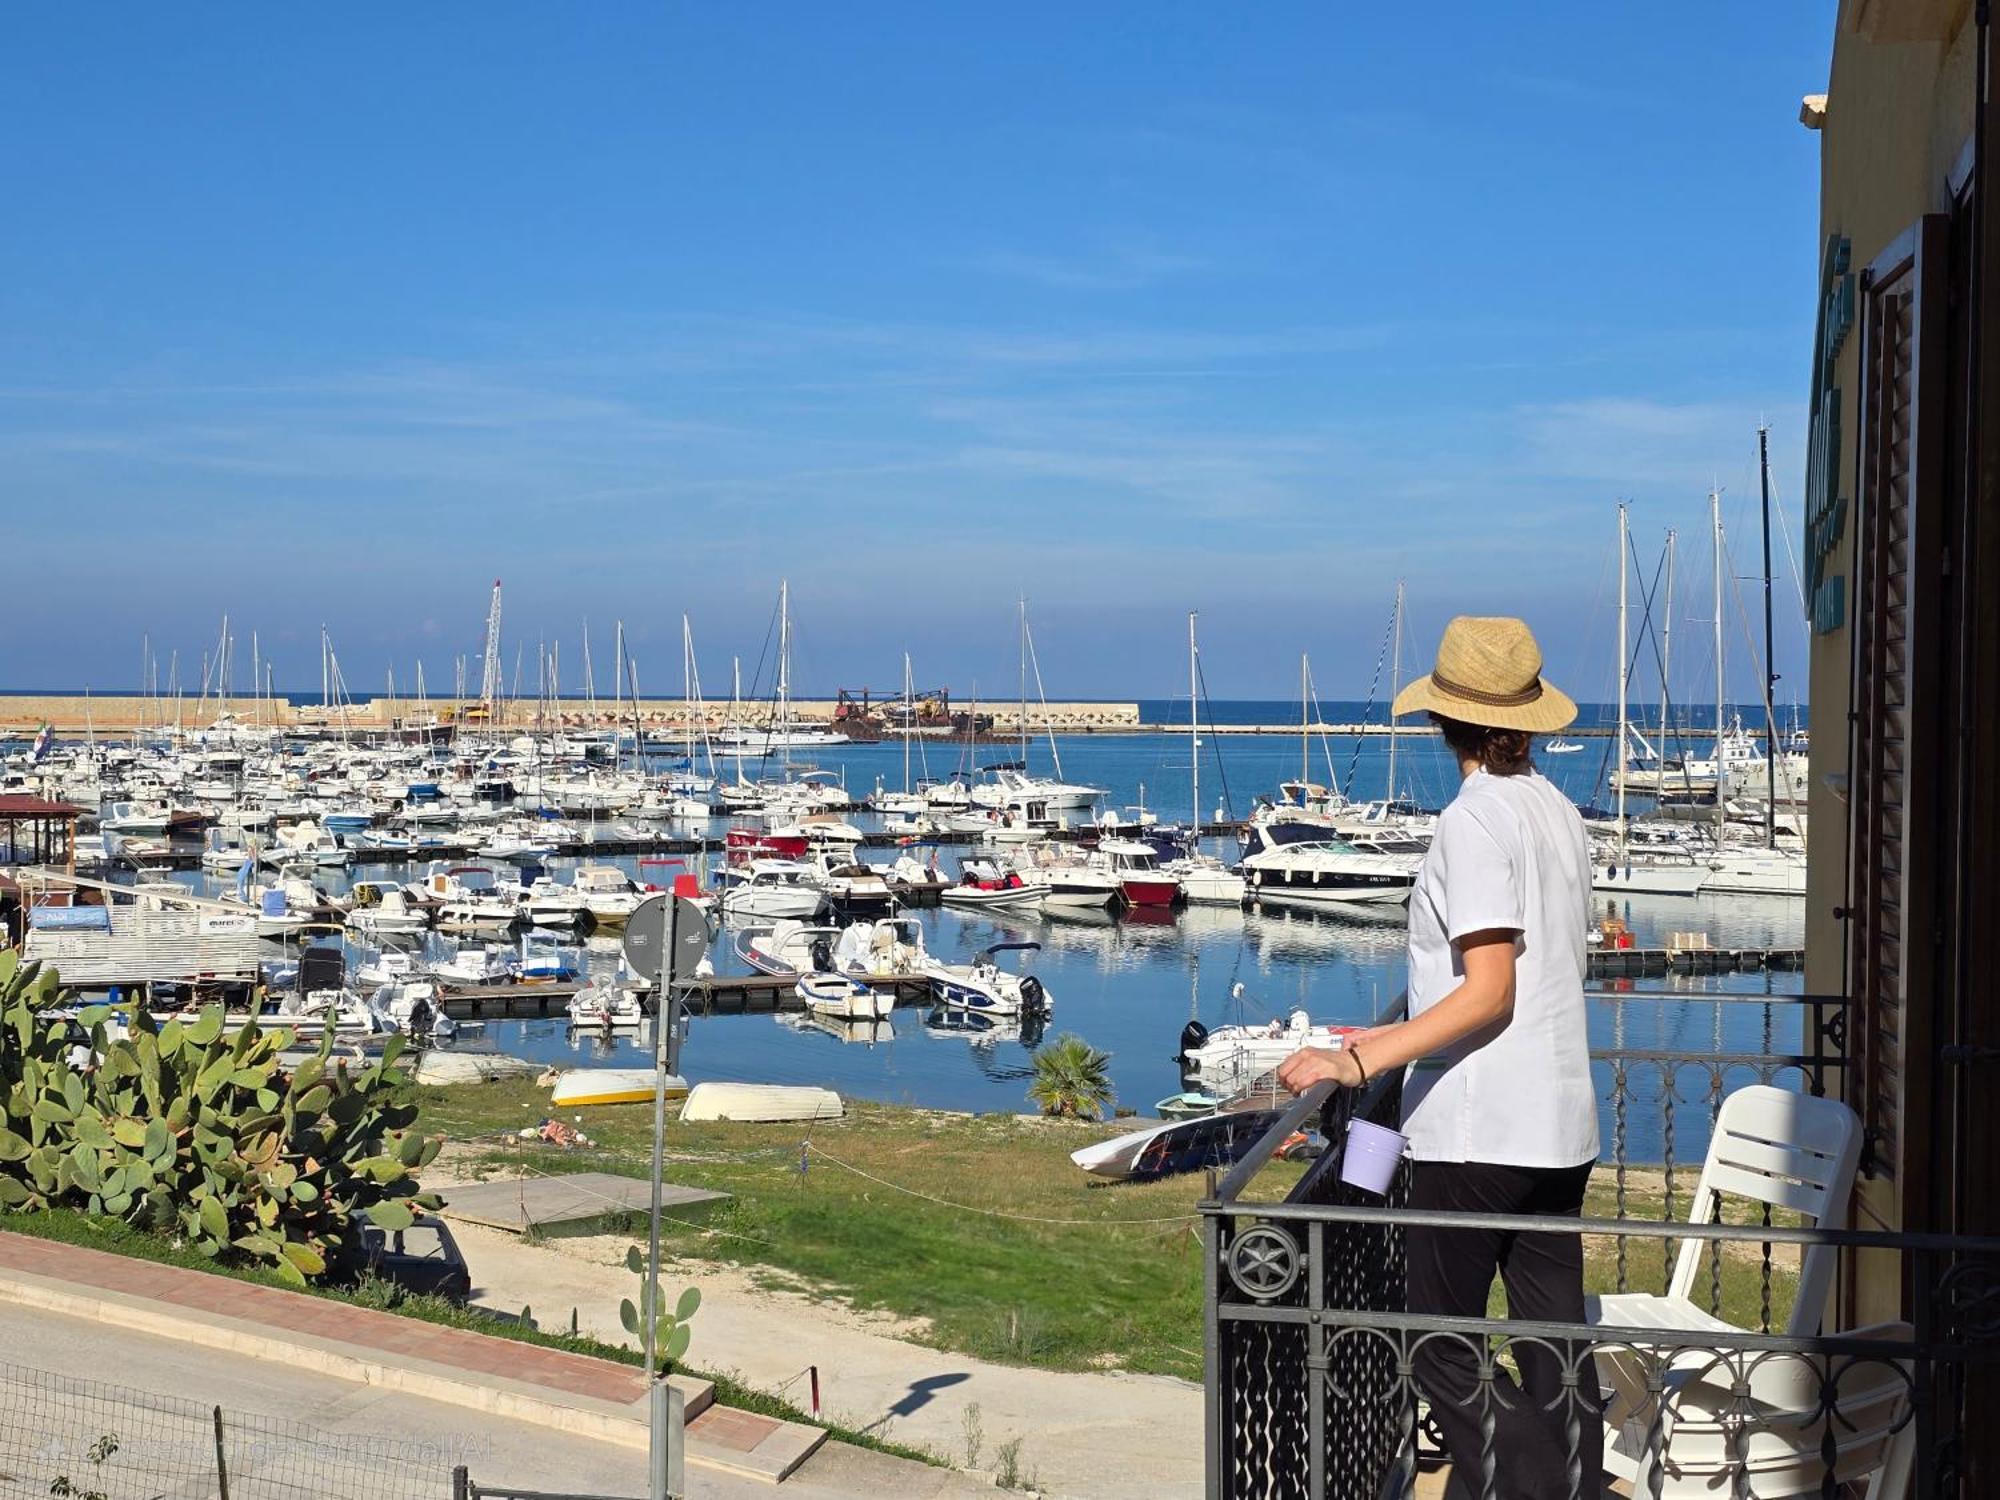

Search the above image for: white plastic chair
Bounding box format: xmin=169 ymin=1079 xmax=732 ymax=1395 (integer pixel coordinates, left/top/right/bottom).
xmin=1590 ymin=1084 xmax=1863 ymax=1478
xmin=1592 ymin=1084 xmax=1862 ymax=1337
xmin=1629 ymin=1321 xmax=1914 ymax=1498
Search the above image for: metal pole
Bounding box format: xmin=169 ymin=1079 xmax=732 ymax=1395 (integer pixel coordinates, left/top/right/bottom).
xmin=644 ymin=899 xmax=683 ymax=1500
xmin=1758 ymin=425 xmax=1779 ymax=848
xmin=212 ymin=1406 xmax=231 ymax=1500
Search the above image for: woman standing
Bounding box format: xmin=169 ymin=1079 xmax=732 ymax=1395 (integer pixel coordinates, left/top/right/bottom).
xmin=1277 ymin=615 xmax=1600 ymax=1500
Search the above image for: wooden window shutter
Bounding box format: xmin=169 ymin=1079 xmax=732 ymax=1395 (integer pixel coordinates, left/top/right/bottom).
xmin=1846 ymin=215 xmax=1949 ymax=1218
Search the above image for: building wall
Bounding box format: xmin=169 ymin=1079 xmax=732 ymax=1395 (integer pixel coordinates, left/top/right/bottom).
xmin=1806 ymin=0 xmax=1975 ymax=1316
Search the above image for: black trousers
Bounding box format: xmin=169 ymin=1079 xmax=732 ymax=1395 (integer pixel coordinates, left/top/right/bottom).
xmin=1406 ymin=1159 xmax=1603 ymax=1500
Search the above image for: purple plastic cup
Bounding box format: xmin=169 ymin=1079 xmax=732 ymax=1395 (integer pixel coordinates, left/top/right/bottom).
xmin=1339 ymin=1117 xmax=1408 ymax=1196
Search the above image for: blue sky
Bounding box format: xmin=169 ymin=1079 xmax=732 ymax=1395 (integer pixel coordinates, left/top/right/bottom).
xmin=1 ymin=5 xmax=1830 ymax=703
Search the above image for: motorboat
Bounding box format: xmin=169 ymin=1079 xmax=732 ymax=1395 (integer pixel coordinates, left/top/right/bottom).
xmin=421 ymin=864 xmax=521 ymax=932
xmin=794 ymin=972 xmax=892 ymax=1021
xmin=1178 ymin=1008 xmax=1362 ymax=1095
xmin=479 ymin=823 xmax=557 ymax=862
xmin=717 ymin=860 xmax=826 ymax=921
xmin=1008 ymin=846 xmax=1122 ymax=908
xmin=923 ymin=940 xmax=1052 ymax=1019
xmin=567 ymin=978 xmax=646 ymax=1028
xmin=346 ymin=880 xmax=431 ymax=936
xmin=938 ymin=858 xmax=1046 ymax=910
xmin=432 ymin=943 xmax=520 ymax=986
xmin=520 ymin=875 xmax=593 ymax=930
xmin=518 ymin=929 xmax=585 ymax=983
xmin=1589 ymin=845 xmax=1711 ymax=897
xmin=1161 ymin=852 xmax=1247 ymax=906
xmin=1091 ymin=838 xmax=1182 ymax=907
xmin=1155 ymin=1090 xmax=1223 ymax=1120
xmin=1239 ymin=823 xmax=1419 ymax=907
xmin=800 ymin=852 xmax=894 ymax=912
xmin=570 ymin=864 xmax=646 ymax=926
xmin=737 ymin=920 xmax=843 ymax=976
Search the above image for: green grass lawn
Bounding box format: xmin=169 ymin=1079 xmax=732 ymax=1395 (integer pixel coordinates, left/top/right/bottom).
xmin=418 ymin=1080 xmax=1803 ymax=1381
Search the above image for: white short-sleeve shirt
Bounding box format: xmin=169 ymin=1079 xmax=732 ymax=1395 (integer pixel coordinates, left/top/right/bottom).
xmin=1400 ymin=767 xmax=1599 ymax=1169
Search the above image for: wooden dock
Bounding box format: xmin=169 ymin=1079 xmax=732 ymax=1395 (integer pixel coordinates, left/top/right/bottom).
xmin=1587 ymin=945 xmax=1804 ymax=978
xmin=437 ymin=969 xmax=935 ymax=1020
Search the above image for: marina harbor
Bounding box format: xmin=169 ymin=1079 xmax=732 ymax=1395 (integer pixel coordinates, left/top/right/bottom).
xmin=6 ymin=7 xmax=1998 ymax=1499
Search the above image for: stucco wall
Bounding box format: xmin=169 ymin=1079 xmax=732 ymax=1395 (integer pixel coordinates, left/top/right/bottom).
xmin=1807 ymin=0 xmax=1976 ymax=1280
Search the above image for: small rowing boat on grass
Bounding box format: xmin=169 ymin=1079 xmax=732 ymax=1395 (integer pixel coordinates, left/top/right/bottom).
xmin=1070 ymin=1107 xmax=1284 ymax=1182
xmin=680 ymin=1082 xmax=844 ymax=1123
xmin=549 ymin=1068 xmax=688 ymax=1108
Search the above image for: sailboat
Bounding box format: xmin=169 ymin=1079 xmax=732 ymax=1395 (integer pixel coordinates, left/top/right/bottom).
xmin=1592 ymin=503 xmax=1710 ymax=897
xmin=1163 ymin=612 xmax=1247 ymax=904
xmin=711 ymin=583 xmax=849 ymax=755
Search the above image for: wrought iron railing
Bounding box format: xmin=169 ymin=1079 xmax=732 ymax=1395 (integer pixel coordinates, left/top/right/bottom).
xmin=1201 ymin=989 xmax=2000 ymax=1499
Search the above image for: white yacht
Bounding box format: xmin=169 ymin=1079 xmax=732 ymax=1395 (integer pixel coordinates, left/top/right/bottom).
xmin=1239 ymin=824 xmax=1419 ymax=906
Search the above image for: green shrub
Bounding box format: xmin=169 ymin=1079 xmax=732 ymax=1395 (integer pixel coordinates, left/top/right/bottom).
xmin=0 ymin=952 xmax=440 ymax=1287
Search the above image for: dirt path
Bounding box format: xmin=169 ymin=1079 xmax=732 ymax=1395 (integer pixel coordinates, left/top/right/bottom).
xmin=432 ymin=1153 xmax=1201 ymax=1500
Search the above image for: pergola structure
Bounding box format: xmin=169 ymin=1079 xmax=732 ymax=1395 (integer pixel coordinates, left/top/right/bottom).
xmin=0 ymin=794 xmax=82 ymax=871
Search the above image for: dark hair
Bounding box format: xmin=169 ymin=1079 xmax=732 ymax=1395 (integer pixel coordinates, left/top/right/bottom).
xmin=1430 ymin=713 xmax=1534 ymax=775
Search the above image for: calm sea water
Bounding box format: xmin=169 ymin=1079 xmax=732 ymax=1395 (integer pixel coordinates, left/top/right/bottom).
xmin=156 ymin=727 xmax=1807 ymax=1162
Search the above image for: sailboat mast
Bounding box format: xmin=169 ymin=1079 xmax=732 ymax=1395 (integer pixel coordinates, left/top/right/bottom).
xmin=1660 ymin=530 xmax=1676 ymax=746
xmin=903 ymin=652 xmax=914 ymax=795
xmin=1018 ymin=597 xmax=1028 ymax=768
xmin=1299 ymin=654 xmax=1309 ymax=789
xmin=1387 ymin=582 xmax=1404 ymax=805
xmin=1616 ymin=503 xmax=1629 ymax=849
xmin=1757 ymin=425 xmax=1778 ymax=848
xmin=1188 ymin=612 xmax=1200 ymax=841
xmin=1711 ymin=488 xmax=1726 ymax=841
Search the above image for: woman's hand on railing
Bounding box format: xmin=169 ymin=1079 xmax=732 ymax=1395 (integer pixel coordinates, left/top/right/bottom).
xmin=1277 ymin=1044 xmax=1364 ymax=1094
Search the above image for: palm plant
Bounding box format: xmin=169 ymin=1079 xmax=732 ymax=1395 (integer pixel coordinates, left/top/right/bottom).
xmin=1028 ymin=1033 xmax=1114 ymax=1120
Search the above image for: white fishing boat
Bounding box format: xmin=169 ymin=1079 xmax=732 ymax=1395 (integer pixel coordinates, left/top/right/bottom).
xmin=570 ymin=864 xmax=646 ymax=926
xmin=1177 ymin=1007 xmax=1361 ymax=1094
xmin=923 ymin=940 xmax=1052 ymax=1019
xmin=717 ymin=859 xmax=826 ymax=921
xmin=794 ymin=972 xmax=892 ymax=1020
xmin=800 ymin=851 xmax=894 ymax=912
xmin=1009 ymin=846 xmax=1122 ymax=908
xmin=567 ymin=979 xmax=646 ymax=1028
xmin=345 ymin=881 xmax=431 ymax=935
xmin=433 ymin=943 xmax=520 ymax=986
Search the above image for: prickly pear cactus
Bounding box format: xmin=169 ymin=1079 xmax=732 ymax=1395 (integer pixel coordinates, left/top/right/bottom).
xmin=619 ymin=1244 xmax=701 ymax=1372
xmin=0 ymin=952 xmax=442 ymax=1287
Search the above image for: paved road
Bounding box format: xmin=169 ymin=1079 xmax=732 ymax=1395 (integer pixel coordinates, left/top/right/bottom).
xmin=0 ymin=1301 xmax=975 ymax=1499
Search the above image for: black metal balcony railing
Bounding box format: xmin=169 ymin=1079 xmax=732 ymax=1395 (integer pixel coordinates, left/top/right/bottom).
xmin=1201 ymin=990 xmax=2000 ymax=1500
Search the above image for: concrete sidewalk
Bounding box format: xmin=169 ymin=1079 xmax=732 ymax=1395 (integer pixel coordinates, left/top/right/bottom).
xmin=0 ymin=1231 xmax=984 ymax=1495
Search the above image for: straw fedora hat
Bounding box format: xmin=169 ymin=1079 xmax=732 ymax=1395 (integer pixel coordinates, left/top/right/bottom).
xmin=1391 ymin=616 xmax=1577 ymax=733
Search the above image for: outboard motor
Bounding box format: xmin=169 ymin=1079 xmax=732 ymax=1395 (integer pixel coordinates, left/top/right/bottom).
xmin=1177 ymin=1019 xmax=1210 ymax=1067
xmin=809 ymin=937 xmax=833 ymax=972
xmin=1019 ymin=974 xmax=1049 ymax=1016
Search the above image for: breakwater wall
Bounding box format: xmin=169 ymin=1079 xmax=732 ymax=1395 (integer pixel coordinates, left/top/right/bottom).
xmin=0 ymin=696 xmax=1144 ymax=735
